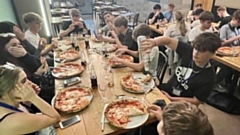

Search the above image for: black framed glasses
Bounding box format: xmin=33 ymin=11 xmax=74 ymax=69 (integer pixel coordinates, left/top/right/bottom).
xmin=0 ymin=33 xmax=16 ymax=38
xmin=0 ymin=62 xmax=16 ymax=76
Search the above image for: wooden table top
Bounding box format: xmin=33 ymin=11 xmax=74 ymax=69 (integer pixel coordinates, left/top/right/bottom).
xmin=148 ymin=24 xmax=168 ymax=35
xmin=212 ymin=54 xmax=240 ymax=72
xmin=54 ymin=39 xmax=171 ymax=135
xmin=212 ymin=22 xmax=219 ymax=28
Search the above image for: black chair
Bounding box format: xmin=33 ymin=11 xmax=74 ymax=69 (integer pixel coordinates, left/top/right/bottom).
xmin=128 ymin=13 xmax=139 ymax=29
xmin=156 ymin=51 xmax=168 ymax=84
xmin=98 ymin=12 xmax=106 ymax=27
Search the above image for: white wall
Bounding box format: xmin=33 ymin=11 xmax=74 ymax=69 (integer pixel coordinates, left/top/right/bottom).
xmin=116 ymin=0 xmax=192 ymax=22
xmin=215 ymin=0 xmax=240 ymax=9
xmin=0 ymin=0 xmax=17 ymax=24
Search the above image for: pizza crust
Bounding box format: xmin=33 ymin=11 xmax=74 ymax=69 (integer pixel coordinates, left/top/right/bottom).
xmin=52 ymin=62 xmax=84 ymax=78
xmin=108 ymin=55 xmax=133 ymax=68
xmin=54 ymin=87 xmax=92 ymax=113
xmin=120 ymin=74 xmax=143 ymax=93
xmin=55 ymin=49 xmax=80 ymax=62
xmin=105 ymin=99 xmax=147 ymax=128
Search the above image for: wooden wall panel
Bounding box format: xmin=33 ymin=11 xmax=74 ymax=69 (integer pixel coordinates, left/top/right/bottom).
xmin=193 ymin=0 xmax=214 ymax=11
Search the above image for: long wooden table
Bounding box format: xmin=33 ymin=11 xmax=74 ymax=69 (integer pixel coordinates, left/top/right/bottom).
xmin=55 ymin=39 xmax=171 ymax=135
xmin=148 ymin=24 xmax=168 ymax=35
xmin=212 ymin=48 xmax=240 ymax=72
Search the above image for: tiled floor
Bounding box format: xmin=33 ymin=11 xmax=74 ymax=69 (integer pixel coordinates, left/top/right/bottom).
xmin=83 ymin=15 xmax=240 ymax=135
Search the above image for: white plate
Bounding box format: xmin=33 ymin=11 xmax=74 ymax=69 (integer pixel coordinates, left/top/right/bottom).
xmin=122 ymin=73 xmax=155 ymax=94
xmin=105 ymin=97 xmax=149 ymax=129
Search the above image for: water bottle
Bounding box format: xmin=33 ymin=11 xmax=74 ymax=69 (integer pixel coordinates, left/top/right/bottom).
xmin=137 ymin=36 xmax=150 ymax=71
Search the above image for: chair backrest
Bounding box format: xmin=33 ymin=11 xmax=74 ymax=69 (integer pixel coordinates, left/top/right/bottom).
xmin=98 ymin=12 xmax=106 ymax=26
xmin=157 ymin=51 xmax=168 ymax=84
xmin=133 ymin=13 xmax=140 ymax=25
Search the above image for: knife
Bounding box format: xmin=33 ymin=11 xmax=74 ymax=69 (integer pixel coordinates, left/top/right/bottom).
xmin=101 ymin=104 xmax=108 ymax=131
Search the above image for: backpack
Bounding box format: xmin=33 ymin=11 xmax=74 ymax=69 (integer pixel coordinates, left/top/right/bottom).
xmin=207 ymin=91 xmax=240 ymax=115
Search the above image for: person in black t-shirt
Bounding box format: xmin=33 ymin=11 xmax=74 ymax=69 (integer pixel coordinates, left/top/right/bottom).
xmin=59 ymin=8 xmax=88 ymax=37
xmin=148 ymin=4 xmax=167 ymax=25
xmin=147 ymin=4 xmax=167 ymax=39
xmin=216 ymin=6 xmax=231 ymax=28
xmin=99 ymin=15 xmax=138 ymax=51
xmin=140 ymin=33 xmax=221 ymax=106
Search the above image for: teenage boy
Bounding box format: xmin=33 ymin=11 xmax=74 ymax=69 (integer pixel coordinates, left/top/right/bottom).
xmin=59 ymin=8 xmax=88 ymax=37
xmin=191 ymin=8 xmax=204 ymax=28
xmin=147 ymin=4 xmax=167 ymax=38
xmin=189 ymin=11 xmax=215 ymax=43
xmin=112 ymin=23 xmax=159 ymax=80
xmin=215 ymin=10 xmax=240 ymax=88
xmin=147 ymin=102 xmax=214 ymax=135
xmin=216 ymin=6 xmax=231 ymax=28
xmin=100 ymin=15 xmax=138 ymax=51
xmin=98 ymin=11 xmax=115 ymax=35
xmin=220 ymin=10 xmax=240 ymax=46
xmin=163 ymin=4 xmax=175 ymax=22
xmin=140 ymin=32 xmax=222 ymax=106
xmin=148 ymin=4 xmax=167 ymax=25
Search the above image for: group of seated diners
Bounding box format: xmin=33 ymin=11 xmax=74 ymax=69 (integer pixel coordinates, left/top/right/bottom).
xmin=0 ymin=2 xmax=239 ymax=135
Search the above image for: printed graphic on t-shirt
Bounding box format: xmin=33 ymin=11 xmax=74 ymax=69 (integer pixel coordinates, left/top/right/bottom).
xmin=175 ymin=66 xmax=193 ymax=90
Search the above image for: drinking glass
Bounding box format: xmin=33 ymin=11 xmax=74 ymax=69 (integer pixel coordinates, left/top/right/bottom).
xmin=141 ymin=83 xmax=151 ymax=104
xmin=107 ymin=70 xmax=114 ymax=95
xmin=101 ymin=59 xmax=110 ymax=79
xmin=98 ymin=83 xmax=108 ymax=103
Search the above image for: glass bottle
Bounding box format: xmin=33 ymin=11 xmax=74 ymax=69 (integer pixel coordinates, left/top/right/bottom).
xmin=90 ymin=67 xmax=98 ymax=88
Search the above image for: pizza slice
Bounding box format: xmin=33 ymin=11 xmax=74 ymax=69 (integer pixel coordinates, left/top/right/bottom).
xmin=120 ymin=74 xmax=142 ymax=92
xmin=105 ymin=99 xmax=147 ymax=128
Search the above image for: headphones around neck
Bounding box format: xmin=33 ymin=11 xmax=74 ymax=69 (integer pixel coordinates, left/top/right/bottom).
xmin=228 ymin=23 xmax=236 ymax=31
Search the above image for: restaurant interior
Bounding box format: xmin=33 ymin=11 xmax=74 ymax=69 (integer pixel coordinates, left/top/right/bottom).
xmin=0 ymin=0 xmax=240 ymax=135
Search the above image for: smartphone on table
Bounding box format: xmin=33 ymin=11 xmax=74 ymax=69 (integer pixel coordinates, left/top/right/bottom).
xmin=63 ymin=77 xmax=81 ymax=87
xmin=59 ymin=115 xmax=81 ymax=129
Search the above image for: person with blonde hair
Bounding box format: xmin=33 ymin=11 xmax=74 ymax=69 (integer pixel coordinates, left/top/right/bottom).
xmin=0 ymin=64 xmax=60 ymax=135
xmin=23 ymin=12 xmax=57 ymax=56
xmin=59 ymin=8 xmax=88 ymax=37
xmin=216 ymin=6 xmax=231 ymax=28
xmin=147 ymin=102 xmax=214 ymax=135
xmin=164 ymin=11 xmax=191 ymax=75
xmin=164 ymin=11 xmax=190 ymax=40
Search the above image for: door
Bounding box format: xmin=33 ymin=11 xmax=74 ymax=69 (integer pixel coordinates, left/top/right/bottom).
xmin=193 ymin=0 xmax=215 ymax=11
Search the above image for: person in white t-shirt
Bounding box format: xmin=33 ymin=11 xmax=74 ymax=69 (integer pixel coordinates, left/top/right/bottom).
xmin=23 ymin=12 xmax=56 ymax=56
xmin=189 ymin=11 xmax=215 ymax=44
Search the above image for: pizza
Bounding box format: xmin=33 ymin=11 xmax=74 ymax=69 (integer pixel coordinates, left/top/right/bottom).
xmin=55 ymin=49 xmax=80 ymax=62
xmin=54 ymin=87 xmax=92 ymax=113
xmin=217 ymin=46 xmax=240 ymax=56
xmin=108 ymin=55 xmax=133 ymax=67
xmin=120 ymin=74 xmax=142 ymax=92
xmin=52 ymin=62 xmax=84 ymax=78
xmin=105 ymin=99 xmax=147 ymax=128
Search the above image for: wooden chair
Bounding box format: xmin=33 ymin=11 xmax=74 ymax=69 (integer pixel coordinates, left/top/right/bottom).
xmin=128 ymin=13 xmax=139 ymax=29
